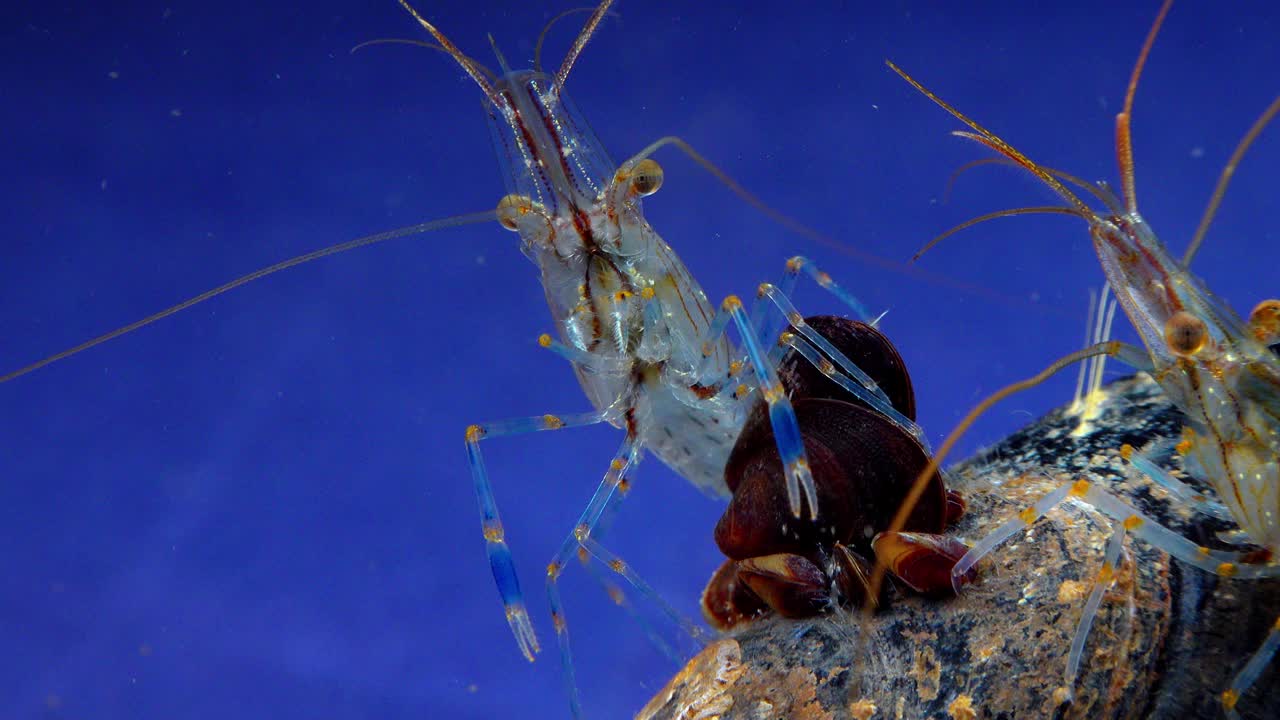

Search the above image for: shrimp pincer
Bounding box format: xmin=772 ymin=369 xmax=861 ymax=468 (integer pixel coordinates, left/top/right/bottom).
xmin=886 ymin=0 xmax=1280 ymax=714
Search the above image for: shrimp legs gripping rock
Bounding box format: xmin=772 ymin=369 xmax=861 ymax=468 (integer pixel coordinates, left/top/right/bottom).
xmin=886 ymin=0 xmax=1280 ymax=715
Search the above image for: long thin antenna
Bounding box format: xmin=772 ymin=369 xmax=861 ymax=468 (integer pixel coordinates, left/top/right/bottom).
xmin=1182 ymin=94 xmax=1280 ymax=267
xmin=1 ymin=212 xmax=495 ymax=385
xmin=535 ymin=7 xmax=610 ymax=74
xmin=397 ymin=0 xmax=498 ymax=103
xmin=1115 ymin=0 xmax=1174 ymax=215
xmin=886 ymin=61 xmax=1092 ymax=216
xmin=910 ymin=206 xmax=1085 ymax=263
xmin=349 ymin=38 xmax=498 ymax=84
xmin=943 ymin=151 xmax=1126 ymax=216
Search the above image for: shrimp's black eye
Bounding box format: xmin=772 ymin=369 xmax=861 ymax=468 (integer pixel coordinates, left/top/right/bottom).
xmin=496 ymin=194 xmax=535 ymax=231
xmin=1164 ymin=311 xmax=1207 ymax=357
xmin=628 ymin=158 xmax=664 ymax=196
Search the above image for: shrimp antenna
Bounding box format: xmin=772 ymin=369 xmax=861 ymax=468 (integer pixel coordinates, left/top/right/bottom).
xmin=555 ymin=0 xmax=614 ymax=90
xmin=1182 ymin=93 xmax=1280 ymax=267
xmin=910 ymin=206 xmax=1087 ymax=263
xmin=0 ymin=211 xmax=496 ymax=385
xmin=1115 ymin=0 xmax=1173 ymax=215
xmin=349 ymin=38 xmax=497 ymax=85
xmin=942 ymin=157 xmax=1002 ymax=204
xmin=886 ymin=60 xmax=1092 ymax=216
xmin=535 ymin=7 xmax=619 ymax=74
xmin=397 ymin=0 xmax=498 ymax=105
xmin=944 ymin=153 xmax=1125 ymax=215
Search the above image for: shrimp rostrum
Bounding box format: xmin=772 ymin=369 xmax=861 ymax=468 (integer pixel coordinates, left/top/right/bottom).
xmin=886 ymin=0 xmax=1280 ymax=715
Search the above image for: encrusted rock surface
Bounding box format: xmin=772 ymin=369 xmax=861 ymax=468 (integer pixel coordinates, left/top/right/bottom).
xmin=639 ymin=374 xmax=1280 ymax=719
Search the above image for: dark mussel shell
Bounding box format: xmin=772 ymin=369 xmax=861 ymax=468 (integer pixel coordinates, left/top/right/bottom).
xmin=777 ymin=314 xmax=916 ymax=422
xmin=716 ymin=316 xmax=946 ymax=562
xmin=702 ymin=558 xmax=771 ymax=630
xmin=722 ymin=316 xmax=918 ymax=502
xmin=716 ymin=398 xmax=945 ymax=560
xmin=870 ymin=531 xmax=977 ymax=597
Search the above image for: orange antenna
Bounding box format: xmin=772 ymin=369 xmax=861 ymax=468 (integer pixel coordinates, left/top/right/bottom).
xmin=1116 ymin=0 xmax=1174 ymax=215
xmin=886 ymin=61 xmax=1092 ymax=216
xmin=397 ymin=0 xmax=498 ymax=104
xmin=943 ymin=152 xmax=1125 ymax=215
xmin=555 ymin=0 xmax=614 ymax=90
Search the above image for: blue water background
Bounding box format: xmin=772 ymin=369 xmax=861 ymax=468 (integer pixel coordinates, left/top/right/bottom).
xmin=3 ymin=1 xmax=1277 ymax=718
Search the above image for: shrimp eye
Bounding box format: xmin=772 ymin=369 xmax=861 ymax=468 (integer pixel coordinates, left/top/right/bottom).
xmin=1248 ymin=299 xmax=1280 ymax=345
xmin=628 ymin=158 xmax=664 ymax=196
xmin=496 ymin=194 xmax=534 ymax=231
xmin=1164 ymin=311 xmax=1207 ymax=356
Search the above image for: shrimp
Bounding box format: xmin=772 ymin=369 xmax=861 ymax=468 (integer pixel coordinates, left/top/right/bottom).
xmin=884 ymin=0 xmax=1280 ymax=715
xmin=394 ymin=3 xmax=936 ymax=715
xmin=2 ymin=2 xmax=924 ymax=717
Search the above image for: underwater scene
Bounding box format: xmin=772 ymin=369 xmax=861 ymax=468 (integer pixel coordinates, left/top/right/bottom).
xmin=3 ymin=1 xmax=1277 ymax=718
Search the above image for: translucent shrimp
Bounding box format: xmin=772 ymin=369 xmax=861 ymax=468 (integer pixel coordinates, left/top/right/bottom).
xmin=883 ymin=0 xmax=1280 ymax=714
xmin=412 ymin=2 xmax=918 ymax=714
xmin=0 ymin=2 xmax=914 ymax=716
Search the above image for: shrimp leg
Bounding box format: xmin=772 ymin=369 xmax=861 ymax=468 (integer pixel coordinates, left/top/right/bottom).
xmin=545 ymin=432 xmax=709 ymax=719
xmin=1121 ymin=443 xmax=1234 ymax=522
xmin=950 ymin=474 xmax=1280 ymax=699
xmin=776 ymin=329 xmax=924 ymax=447
xmin=751 ymin=256 xmax=874 ymax=345
xmin=572 ymin=502 xmax=685 ymax=667
xmin=755 ymin=284 xmax=923 ymax=445
xmin=1065 ymin=517 xmax=1129 ymax=699
xmin=464 ymin=409 xmax=612 ymax=661
xmin=691 ymin=295 xmax=817 ymax=519
xmin=1225 ymin=619 xmax=1280 ymax=719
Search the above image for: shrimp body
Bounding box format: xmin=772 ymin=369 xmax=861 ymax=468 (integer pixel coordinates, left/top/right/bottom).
xmin=0 ymin=4 xmax=892 ymax=716
xmin=412 ymin=2 xmax=893 ymax=716
xmin=0 ymin=3 xmax=907 ymax=718
xmin=1091 ymin=211 xmax=1280 ymax=549
xmin=888 ymin=1 xmax=1280 ymax=713
xmin=491 ymin=71 xmax=740 ymax=494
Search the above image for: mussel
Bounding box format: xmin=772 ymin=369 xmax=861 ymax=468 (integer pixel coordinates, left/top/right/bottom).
xmin=702 ymin=316 xmax=974 ymax=630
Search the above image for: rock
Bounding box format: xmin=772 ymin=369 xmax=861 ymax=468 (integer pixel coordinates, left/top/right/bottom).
xmin=639 ymin=373 xmax=1280 ymax=719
